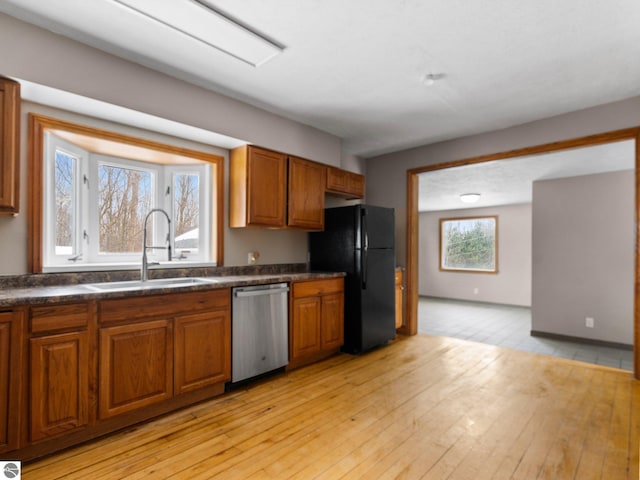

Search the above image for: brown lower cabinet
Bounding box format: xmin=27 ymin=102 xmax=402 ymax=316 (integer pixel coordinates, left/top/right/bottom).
xmin=28 ymin=303 xmax=93 ymax=443
xmin=0 ymin=309 xmax=23 ymax=454
xmin=174 ymin=310 xmax=230 ymax=395
xmin=10 ymin=288 xmax=231 ymax=461
xmin=289 ymin=277 xmax=344 ymax=369
xmin=98 ymin=289 xmax=230 ymax=419
xmin=99 ymin=319 xmax=173 ymax=419
xmin=30 ymin=331 xmax=90 ymax=441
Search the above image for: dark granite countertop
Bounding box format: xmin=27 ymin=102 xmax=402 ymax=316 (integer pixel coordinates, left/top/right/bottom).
xmin=0 ymin=265 xmax=345 ymax=308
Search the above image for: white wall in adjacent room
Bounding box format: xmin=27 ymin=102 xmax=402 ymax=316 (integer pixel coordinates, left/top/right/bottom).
xmin=531 ymin=170 xmax=634 ymax=345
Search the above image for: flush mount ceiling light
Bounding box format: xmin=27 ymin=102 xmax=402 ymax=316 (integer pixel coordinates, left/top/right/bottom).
xmin=111 ymin=0 xmax=284 ymax=67
xmin=422 ymin=73 xmax=445 ymax=86
xmin=460 ymin=193 xmax=481 ymax=203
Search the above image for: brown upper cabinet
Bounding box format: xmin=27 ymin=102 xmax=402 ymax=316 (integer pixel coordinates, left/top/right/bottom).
xmin=230 ymin=145 xmax=326 ymax=230
xmin=230 ymin=145 xmax=287 ymax=228
xmin=287 ymin=155 xmax=326 ymax=230
xmin=230 ymin=145 xmax=365 ymax=230
xmin=326 ymin=166 xmax=365 ymax=199
xmin=0 ymin=77 xmax=20 ymax=215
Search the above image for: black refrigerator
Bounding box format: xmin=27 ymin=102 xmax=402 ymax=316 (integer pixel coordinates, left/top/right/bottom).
xmin=309 ymin=205 xmax=396 ymax=354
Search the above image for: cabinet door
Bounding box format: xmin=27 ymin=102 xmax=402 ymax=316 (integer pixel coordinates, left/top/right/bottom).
xmin=291 ymin=297 xmax=321 ymax=360
xmin=230 ymin=145 xmax=286 ymax=228
xmin=321 ymin=293 xmax=344 ymax=351
xmin=0 ymin=311 xmax=21 ymax=453
xmin=247 ymin=147 xmax=286 ymax=226
xmin=326 ymin=167 xmax=365 ymax=199
xmin=30 ymin=331 xmax=89 ymax=442
xmin=174 ymin=310 xmax=230 ymax=395
xmin=287 ymin=156 xmax=325 ymax=230
xmin=0 ymin=77 xmax=20 ymax=215
xmin=99 ymin=320 xmax=172 ymax=419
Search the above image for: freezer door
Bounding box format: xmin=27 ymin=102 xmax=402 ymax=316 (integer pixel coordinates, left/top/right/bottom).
xmin=360 ymin=206 xmax=395 ymax=250
xmin=309 ymin=206 xmax=357 ymax=273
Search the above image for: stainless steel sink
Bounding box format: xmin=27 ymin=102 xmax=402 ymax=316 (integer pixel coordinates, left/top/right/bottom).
xmin=83 ymin=277 xmax=220 ymax=292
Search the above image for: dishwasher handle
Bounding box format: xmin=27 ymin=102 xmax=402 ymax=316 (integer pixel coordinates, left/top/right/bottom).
xmin=234 ymin=286 xmax=289 ymax=298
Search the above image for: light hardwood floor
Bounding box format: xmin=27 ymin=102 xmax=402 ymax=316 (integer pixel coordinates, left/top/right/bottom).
xmin=23 ymin=335 xmax=639 ymax=479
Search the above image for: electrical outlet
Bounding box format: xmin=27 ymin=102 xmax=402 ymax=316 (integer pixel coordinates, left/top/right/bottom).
xmin=473 ymin=288 xmax=479 ymax=295
xmin=247 ymin=251 xmax=260 ymax=265
xmin=585 ymin=317 xmax=595 ymax=328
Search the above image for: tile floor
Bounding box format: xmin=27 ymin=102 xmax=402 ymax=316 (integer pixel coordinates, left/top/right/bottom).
xmin=418 ymin=296 xmax=634 ymax=371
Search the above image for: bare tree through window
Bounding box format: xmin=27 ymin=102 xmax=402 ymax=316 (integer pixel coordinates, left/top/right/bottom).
xmin=174 ymin=173 xmax=199 ymax=249
xmin=54 ymin=150 xmax=76 ymax=255
xmin=41 ymin=123 xmax=219 ymax=269
xmin=98 ymin=164 xmax=153 ymax=254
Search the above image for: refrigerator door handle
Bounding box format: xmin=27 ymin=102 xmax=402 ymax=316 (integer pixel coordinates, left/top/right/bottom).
xmin=362 ymin=208 xmax=369 ymax=251
xmin=362 ymin=246 xmax=368 ymax=289
xmin=361 ymin=208 xmax=368 ymax=289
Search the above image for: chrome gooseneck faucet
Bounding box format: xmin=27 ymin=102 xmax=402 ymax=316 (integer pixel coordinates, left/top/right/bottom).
xmin=142 ymin=208 xmax=172 ymax=282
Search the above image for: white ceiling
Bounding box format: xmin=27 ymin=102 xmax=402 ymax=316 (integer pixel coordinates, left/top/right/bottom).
xmin=1 ymin=0 xmax=639 ymax=158
xmin=419 ymin=140 xmax=635 ymax=212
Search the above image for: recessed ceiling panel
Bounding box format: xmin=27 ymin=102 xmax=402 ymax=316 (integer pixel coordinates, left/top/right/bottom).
xmin=111 ymin=0 xmax=284 ymax=66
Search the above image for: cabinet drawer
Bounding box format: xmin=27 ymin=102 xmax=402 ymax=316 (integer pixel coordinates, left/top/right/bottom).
xmin=292 ymin=278 xmax=344 ymax=298
xmin=99 ymin=288 xmax=230 ymax=324
xmin=30 ymin=303 xmax=89 ymax=334
xmin=98 ymin=288 xmax=231 ymax=324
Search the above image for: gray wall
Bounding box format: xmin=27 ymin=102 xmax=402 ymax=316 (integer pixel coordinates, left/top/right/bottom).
xmin=0 ymin=13 xmax=343 ymax=166
xmin=0 ymin=101 xmax=308 ymax=275
xmin=420 ymin=204 xmax=532 ymax=306
xmin=2 ymin=12 xmax=640 ymax=281
xmin=366 ymin=96 xmax=640 ymax=267
xmin=532 ymin=171 xmax=634 ymax=345
xmin=0 ymin=13 xmax=368 ymax=275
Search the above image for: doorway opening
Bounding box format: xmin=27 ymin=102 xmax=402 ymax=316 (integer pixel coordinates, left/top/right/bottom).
xmin=403 ymin=128 xmax=640 ymax=378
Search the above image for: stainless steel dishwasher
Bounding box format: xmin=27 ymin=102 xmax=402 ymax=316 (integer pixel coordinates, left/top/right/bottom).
xmin=231 ymin=283 xmax=289 ymax=383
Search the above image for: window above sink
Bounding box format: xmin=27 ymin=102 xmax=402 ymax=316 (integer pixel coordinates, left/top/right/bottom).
xmin=28 ymin=114 xmax=224 ymax=273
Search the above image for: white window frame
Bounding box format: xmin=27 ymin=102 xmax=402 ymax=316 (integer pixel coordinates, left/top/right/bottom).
xmin=166 ymin=165 xmax=211 ymax=262
xmin=43 ymin=133 xmax=212 ymax=271
xmin=439 ymin=216 xmax=498 ymax=273
xmin=89 ymin=154 xmax=161 ymax=263
xmin=44 ymin=134 xmax=89 ymax=267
